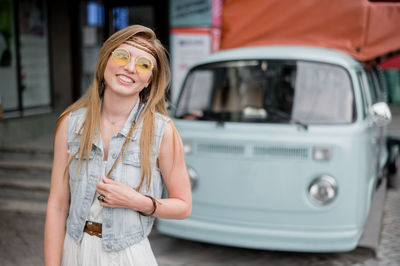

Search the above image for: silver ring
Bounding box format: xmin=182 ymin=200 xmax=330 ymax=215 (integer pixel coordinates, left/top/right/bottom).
xmin=97 ymin=195 xmax=106 ymax=203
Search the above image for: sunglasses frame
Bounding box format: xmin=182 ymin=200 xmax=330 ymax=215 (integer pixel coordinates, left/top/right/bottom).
xmin=111 ymin=48 xmax=154 ymax=74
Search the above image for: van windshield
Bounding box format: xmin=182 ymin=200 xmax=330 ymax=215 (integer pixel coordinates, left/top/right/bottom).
xmin=175 ymin=60 xmax=355 ymax=124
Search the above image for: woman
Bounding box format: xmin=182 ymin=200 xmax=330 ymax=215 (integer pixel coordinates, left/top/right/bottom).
xmin=44 ymin=25 xmax=192 ymax=265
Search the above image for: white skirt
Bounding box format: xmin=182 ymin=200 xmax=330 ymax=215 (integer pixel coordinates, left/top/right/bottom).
xmin=62 ymin=232 xmax=157 ymax=266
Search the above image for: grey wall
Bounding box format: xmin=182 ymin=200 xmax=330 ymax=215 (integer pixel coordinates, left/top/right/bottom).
xmin=0 ymin=112 xmax=58 ymax=146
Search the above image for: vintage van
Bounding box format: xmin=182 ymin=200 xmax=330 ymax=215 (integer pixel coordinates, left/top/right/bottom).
xmin=157 ymin=45 xmax=395 ymax=252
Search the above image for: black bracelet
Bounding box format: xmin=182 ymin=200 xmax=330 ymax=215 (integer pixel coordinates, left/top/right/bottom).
xmin=139 ymin=195 xmax=157 ymax=216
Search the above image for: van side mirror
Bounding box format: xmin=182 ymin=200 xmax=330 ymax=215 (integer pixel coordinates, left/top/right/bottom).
xmin=370 ymin=102 xmax=392 ymax=127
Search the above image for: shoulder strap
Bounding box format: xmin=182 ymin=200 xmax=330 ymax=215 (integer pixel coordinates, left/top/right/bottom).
xmin=106 ymin=102 xmax=146 ymax=178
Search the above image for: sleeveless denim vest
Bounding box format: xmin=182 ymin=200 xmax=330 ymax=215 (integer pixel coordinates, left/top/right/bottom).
xmin=65 ymin=100 xmax=170 ymax=252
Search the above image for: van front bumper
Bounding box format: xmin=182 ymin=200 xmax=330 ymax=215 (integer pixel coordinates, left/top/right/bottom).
xmin=157 ymin=217 xmax=362 ymax=252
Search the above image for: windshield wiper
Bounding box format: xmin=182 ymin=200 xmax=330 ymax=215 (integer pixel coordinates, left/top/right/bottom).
xmin=265 ymin=106 xmax=308 ymax=130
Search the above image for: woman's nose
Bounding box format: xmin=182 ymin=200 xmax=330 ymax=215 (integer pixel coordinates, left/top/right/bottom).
xmin=123 ymin=58 xmax=136 ymax=73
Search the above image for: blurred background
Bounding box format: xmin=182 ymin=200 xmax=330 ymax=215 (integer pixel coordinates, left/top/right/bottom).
xmin=0 ymin=0 xmax=399 ymax=141
xmin=0 ymin=0 xmax=400 ymax=265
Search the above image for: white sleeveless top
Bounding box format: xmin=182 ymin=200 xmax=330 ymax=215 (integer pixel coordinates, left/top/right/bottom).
xmin=61 ymin=161 xmax=158 ymax=266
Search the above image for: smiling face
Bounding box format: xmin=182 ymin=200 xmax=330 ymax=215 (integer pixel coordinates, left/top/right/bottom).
xmin=103 ymin=40 xmax=157 ymax=98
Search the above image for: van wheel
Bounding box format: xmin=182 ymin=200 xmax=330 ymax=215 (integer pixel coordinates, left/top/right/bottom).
xmin=388 ymin=155 xmax=400 ymax=189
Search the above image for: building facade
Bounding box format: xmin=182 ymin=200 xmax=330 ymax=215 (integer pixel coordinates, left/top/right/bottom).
xmin=0 ymin=0 xmax=170 ymax=143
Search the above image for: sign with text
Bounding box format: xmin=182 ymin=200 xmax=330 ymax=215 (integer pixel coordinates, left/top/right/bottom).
xmin=170 ymin=0 xmax=222 ymax=27
xmin=170 ymin=28 xmax=221 ymax=102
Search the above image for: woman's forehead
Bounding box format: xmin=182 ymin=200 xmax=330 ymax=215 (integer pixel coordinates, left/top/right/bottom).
xmin=118 ymin=41 xmax=156 ymax=63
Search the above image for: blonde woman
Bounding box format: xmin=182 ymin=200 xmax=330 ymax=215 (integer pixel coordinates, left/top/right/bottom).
xmin=44 ymin=25 xmax=192 ymax=265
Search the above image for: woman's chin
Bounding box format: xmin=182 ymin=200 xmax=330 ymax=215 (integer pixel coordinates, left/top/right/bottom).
xmin=107 ymin=85 xmax=142 ymax=98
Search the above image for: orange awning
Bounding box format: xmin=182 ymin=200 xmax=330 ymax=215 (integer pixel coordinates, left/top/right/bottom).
xmin=220 ymin=0 xmax=400 ymax=61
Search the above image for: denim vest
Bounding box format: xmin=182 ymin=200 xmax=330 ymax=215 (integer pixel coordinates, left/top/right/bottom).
xmin=65 ymin=100 xmax=170 ymax=252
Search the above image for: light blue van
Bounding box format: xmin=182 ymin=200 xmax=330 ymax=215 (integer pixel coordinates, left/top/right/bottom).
xmin=157 ymin=46 xmax=395 ymax=252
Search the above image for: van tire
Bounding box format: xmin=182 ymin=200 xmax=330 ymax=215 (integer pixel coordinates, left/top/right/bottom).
xmin=388 ymin=154 xmax=400 ymax=189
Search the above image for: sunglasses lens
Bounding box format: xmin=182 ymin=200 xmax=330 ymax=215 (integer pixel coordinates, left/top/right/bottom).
xmin=136 ymin=57 xmax=153 ymax=74
xmin=112 ymin=49 xmax=130 ymax=66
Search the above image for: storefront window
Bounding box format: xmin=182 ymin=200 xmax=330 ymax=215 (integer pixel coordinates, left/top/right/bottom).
xmin=0 ymin=0 xmax=19 ymax=111
xmin=0 ymin=0 xmax=51 ymax=116
xmin=19 ymin=0 xmax=51 ymax=109
xmin=110 ymin=6 xmax=154 ymax=33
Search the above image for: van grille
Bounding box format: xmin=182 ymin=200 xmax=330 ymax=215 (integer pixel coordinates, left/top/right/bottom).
xmin=196 ymin=143 xmax=309 ymax=159
xmin=253 ymin=146 xmax=309 ymax=159
xmin=197 ymin=143 xmax=245 ymax=155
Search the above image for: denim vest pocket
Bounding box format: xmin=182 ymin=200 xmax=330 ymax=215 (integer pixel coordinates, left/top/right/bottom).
xmin=123 ymin=150 xmax=141 ymax=167
xmin=122 ymin=150 xmax=142 ymax=188
xmin=69 ymin=144 xmax=96 ymax=183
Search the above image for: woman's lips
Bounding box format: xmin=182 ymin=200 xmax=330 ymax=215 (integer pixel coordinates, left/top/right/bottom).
xmin=116 ymin=74 xmax=134 ymax=85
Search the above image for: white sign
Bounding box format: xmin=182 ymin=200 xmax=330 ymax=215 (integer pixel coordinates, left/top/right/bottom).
xmin=170 ymin=29 xmax=211 ymax=102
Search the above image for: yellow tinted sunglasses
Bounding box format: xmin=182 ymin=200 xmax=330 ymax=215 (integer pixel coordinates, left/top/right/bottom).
xmin=111 ymin=48 xmax=154 ymax=74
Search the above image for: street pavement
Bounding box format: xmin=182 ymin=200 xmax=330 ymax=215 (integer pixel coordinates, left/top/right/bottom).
xmin=0 ymin=187 xmax=399 ymax=265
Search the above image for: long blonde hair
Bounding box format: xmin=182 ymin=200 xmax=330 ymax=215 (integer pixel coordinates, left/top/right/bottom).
xmin=57 ymin=25 xmax=171 ymax=191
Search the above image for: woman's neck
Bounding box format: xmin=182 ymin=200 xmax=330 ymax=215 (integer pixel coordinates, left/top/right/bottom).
xmin=101 ymin=90 xmax=139 ymax=124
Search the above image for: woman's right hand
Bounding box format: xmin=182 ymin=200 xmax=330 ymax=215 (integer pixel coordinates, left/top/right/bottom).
xmin=96 ymin=176 xmax=155 ymax=214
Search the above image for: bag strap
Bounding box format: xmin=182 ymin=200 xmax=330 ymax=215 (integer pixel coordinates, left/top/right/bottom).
xmin=105 ymin=102 xmax=146 ymax=178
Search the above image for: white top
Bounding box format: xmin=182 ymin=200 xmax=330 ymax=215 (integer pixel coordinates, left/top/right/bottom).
xmin=61 ymin=161 xmax=158 ymax=266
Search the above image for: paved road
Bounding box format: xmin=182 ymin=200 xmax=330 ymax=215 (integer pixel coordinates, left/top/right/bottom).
xmin=0 ymin=187 xmax=399 ymax=266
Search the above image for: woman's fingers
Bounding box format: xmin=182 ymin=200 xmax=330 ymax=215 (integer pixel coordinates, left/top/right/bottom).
xmin=96 ymin=181 xmax=107 ymax=195
xmin=98 ymin=198 xmax=110 ymax=206
xmin=96 ymin=176 xmax=114 ymax=193
xmin=96 ymin=178 xmax=124 ymax=207
xmin=102 ymin=176 xmax=115 ymax=183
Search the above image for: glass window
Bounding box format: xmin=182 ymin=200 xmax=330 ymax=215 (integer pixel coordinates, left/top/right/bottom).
xmin=357 ymin=71 xmax=368 ymax=118
xmin=358 ymin=70 xmax=373 ymax=107
xmin=367 ymin=67 xmax=387 ymax=103
xmin=19 ymin=0 xmax=51 ymax=108
xmin=176 ymin=60 xmax=355 ymax=124
xmin=110 ymin=6 xmax=154 ymax=34
xmin=177 ymin=70 xmax=214 ymax=119
xmin=0 ymin=0 xmax=19 ymax=111
xmin=113 ymin=7 xmax=129 ymax=30
xmin=366 ymin=70 xmax=378 ymax=104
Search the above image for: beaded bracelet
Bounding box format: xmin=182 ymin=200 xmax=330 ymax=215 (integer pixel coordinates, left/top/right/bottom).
xmin=139 ymin=195 xmax=157 ymax=216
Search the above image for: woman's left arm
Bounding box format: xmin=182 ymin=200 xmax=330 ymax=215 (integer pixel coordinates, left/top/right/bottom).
xmin=151 ymin=121 xmax=192 ymax=219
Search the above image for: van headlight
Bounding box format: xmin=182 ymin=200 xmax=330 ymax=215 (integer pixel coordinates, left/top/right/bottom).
xmin=308 ymin=175 xmax=337 ymax=205
xmin=187 ymin=166 xmax=198 ymax=190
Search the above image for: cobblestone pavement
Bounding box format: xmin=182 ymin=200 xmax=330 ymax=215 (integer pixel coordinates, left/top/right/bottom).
xmin=0 ymin=188 xmax=399 ymax=266
xmin=375 ymin=189 xmax=400 ymax=266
